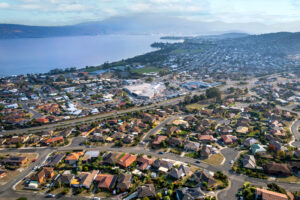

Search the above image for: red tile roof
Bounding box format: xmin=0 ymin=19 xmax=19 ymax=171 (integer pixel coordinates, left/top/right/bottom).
xmin=95 ymin=174 xmax=116 ymax=190
xmin=44 ymin=136 xmax=63 ymax=144
xmin=118 ymin=153 xmax=137 ymax=168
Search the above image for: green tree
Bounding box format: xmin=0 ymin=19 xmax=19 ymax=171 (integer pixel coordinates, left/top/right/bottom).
xmin=156 ymin=192 xmax=162 ymax=199
xmin=206 ymin=88 xmax=221 ymax=101
xmin=16 ymin=198 xmax=27 ymax=200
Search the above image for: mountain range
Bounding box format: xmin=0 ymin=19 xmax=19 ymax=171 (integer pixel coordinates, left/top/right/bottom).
xmin=1 ymin=14 xmax=300 ymax=39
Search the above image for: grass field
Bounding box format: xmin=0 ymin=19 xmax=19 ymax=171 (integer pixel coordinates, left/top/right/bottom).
xmin=185 ymin=103 xmax=206 ymax=112
xmin=202 ymin=153 xmax=225 ymax=166
xmin=130 ymin=66 xmax=164 ymax=74
xmin=277 ymin=176 xmax=300 ymax=183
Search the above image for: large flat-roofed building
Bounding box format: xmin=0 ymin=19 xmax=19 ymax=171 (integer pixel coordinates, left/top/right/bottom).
xmin=182 ymin=81 xmax=222 ymax=90
xmin=124 ymin=83 xmax=165 ymax=99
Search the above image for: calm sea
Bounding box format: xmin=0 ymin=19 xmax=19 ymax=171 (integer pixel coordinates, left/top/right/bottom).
xmin=0 ymin=35 xmax=168 ymax=76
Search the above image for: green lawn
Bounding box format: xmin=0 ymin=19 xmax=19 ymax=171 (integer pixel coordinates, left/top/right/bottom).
xmin=277 ymin=176 xmax=300 ymax=183
xmin=202 ymin=153 xmax=225 ymax=166
xmin=130 ymin=67 xmax=164 ymax=74
xmin=185 ymin=103 xmax=205 ymax=112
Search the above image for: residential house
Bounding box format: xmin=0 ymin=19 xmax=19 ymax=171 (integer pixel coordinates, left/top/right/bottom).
xmin=217 ymin=126 xmax=233 ymax=135
xmin=152 ymin=159 xmax=173 ymax=172
xmin=269 ymin=141 xmax=285 ymax=152
xmin=91 ymin=133 xmax=106 ymax=142
xmin=57 ymin=173 xmax=74 ymax=186
xmin=244 ymin=138 xmax=259 ymax=147
xmin=152 ymin=135 xmax=167 ymax=147
xmin=82 ymin=151 xmax=99 ymax=163
xmin=36 ymin=117 xmax=49 ymax=124
xmin=142 ymin=113 xmax=155 ymax=124
xmin=116 ymin=173 xmax=132 ymax=192
xmin=78 ymin=170 xmax=98 ymax=189
xmin=221 ymin=135 xmax=238 ymax=145
xmin=131 ymin=126 xmax=141 ymax=134
xmin=184 ymin=141 xmax=200 ymax=152
xmin=123 ymin=135 xmax=134 ymax=144
xmin=166 ymin=126 xmax=181 ymax=135
xmin=167 ymin=137 xmax=183 ymax=147
xmin=236 ymin=126 xmax=249 ymax=134
xmin=31 ymin=167 xmax=54 ymax=184
xmin=155 ymin=110 xmax=167 ymax=117
xmin=111 ymin=132 xmax=125 ymax=140
xmin=137 ymin=155 xmax=153 ymax=171
xmin=59 ymin=128 xmax=74 ymax=138
xmin=102 ymin=152 xmax=121 ymax=165
xmin=168 ymin=165 xmax=190 ymax=180
xmin=263 ymin=162 xmax=292 ymax=176
xmin=255 ymin=188 xmax=288 ymax=200
xmin=118 ymin=153 xmax=137 ymax=168
xmin=190 ymin=170 xmax=216 ymax=187
xmin=94 ymin=174 xmax=117 ymax=191
xmin=199 ymin=145 xmax=212 ymax=158
xmin=242 ymin=155 xmax=256 ymax=169
xmin=1 ymin=156 xmax=28 ymax=166
xmin=106 ymin=119 xmax=118 ymax=126
xmin=5 ymin=136 xmax=28 ymax=145
xmin=46 ymin=153 xmax=64 ymax=167
xmin=137 ymin=184 xmax=156 ymax=198
xmin=176 ymin=187 xmax=205 ymax=200
xmin=251 ymin=144 xmax=267 ymax=155
xmin=117 ymin=125 xmax=126 ymax=132
xmin=184 ymin=115 xmax=197 ymax=123
xmin=43 ymin=136 xmax=64 ymax=145
xmin=172 ymin=119 xmax=189 ymax=128
xmin=198 ymin=135 xmax=215 ymax=143
xmin=65 ymin=152 xmax=83 ymax=165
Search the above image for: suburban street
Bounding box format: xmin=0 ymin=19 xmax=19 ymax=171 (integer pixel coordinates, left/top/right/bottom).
xmin=1 ymin=132 xmax=299 ymax=200
xmin=0 ymin=74 xmax=299 ymax=199
xmin=291 ymin=119 xmax=300 ymax=148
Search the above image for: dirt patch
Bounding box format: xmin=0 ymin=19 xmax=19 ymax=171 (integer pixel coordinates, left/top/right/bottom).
xmin=0 ymin=153 xmax=38 ymax=184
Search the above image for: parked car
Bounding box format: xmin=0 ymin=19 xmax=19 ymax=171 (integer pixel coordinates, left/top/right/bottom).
xmin=46 ymin=193 xmax=55 ymax=198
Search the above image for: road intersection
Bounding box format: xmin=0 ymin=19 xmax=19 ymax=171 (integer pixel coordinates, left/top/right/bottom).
xmin=1 ymin=116 xmax=300 ymax=199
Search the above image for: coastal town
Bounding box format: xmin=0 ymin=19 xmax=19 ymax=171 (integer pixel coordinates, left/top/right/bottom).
xmin=0 ymin=33 xmax=300 ymax=200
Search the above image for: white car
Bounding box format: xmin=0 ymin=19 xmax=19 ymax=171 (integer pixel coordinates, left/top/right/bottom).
xmin=46 ymin=194 xmax=55 ymax=198
xmin=230 ymin=160 xmax=234 ymax=164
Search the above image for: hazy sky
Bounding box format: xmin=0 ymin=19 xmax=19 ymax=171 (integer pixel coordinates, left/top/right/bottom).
xmin=0 ymin=0 xmax=300 ymax=25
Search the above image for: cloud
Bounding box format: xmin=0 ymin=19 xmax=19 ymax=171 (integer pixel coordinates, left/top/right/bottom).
xmin=56 ymin=4 xmax=87 ymax=12
xmin=0 ymin=2 xmax=9 ymax=8
xmin=18 ymin=4 xmax=41 ymax=10
xmin=1 ymin=0 xmax=300 ymax=25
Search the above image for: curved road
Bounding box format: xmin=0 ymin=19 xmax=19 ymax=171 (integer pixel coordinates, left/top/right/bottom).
xmin=291 ymin=119 xmax=300 ymax=148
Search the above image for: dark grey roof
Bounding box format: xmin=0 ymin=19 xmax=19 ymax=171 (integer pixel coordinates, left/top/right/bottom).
xmin=176 ymin=187 xmax=205 ymax=200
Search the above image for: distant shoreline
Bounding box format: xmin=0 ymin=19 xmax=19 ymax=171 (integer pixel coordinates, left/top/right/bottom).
xmin=0 ymin=34 xmax=182 ymax=78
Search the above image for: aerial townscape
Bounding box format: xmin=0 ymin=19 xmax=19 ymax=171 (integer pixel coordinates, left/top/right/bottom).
xmin=0 ymin=31 xmax=299 ymax=200
xmin=0 ymin=1 xmax=300 ymax=200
